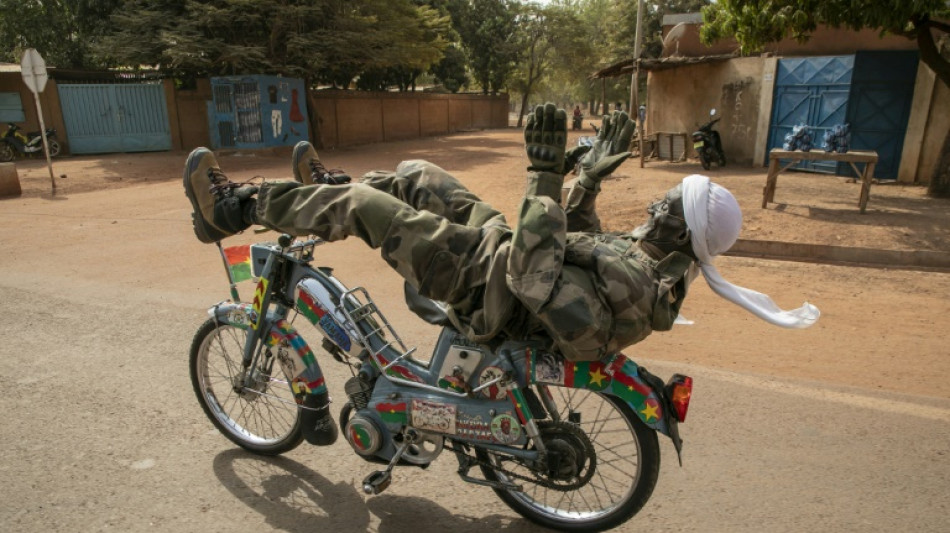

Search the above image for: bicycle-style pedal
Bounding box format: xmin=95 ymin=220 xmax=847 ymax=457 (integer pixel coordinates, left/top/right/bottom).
xmin=362 ymin=470 xmax=391 ymax=495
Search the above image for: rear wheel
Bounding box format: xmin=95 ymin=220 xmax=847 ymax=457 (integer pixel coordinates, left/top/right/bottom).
xmin=190 ymin=318 xmax=304 ymax=455
xmin=479 ymin=388 xmax=660 ymax=532
xmin=698 ymin=149 xmax=710 ymax=170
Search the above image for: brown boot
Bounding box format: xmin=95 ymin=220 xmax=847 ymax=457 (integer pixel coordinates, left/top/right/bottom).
xmin=182 ymin=147 xmax=257 ymax=243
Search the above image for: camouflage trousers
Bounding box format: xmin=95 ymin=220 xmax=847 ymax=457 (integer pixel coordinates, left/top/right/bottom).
xmin=256 ymin=160 xmax=524 ymax=341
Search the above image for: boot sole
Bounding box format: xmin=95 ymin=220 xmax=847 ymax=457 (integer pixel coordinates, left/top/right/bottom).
xmin=182 ymin=148 xmax=228 ymax=243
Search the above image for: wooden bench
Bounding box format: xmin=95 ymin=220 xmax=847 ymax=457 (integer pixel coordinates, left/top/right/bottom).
xmin=761 ymin=148 xmax=879 ymax=214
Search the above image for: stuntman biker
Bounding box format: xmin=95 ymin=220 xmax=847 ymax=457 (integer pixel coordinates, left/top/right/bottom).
xmin=183 ymin=103 xmax=819 ymax=363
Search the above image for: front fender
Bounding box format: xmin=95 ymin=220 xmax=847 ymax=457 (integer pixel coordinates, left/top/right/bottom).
xmin=208 ymin=302 xmax=328 ymax=398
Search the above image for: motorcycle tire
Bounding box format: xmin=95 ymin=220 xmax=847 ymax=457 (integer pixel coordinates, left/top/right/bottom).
xmin=190 ymin=318 xmax=304 ymax=455
xmin=0 ymin=143 xmax=14 ymax=162
xmin=48 ymin=140 xmax=61 ymax=158
xmin=717 ymin=152 xmax=726 ymax=167
xmin=699 ymin=150 xmax=711 ymax=171
xmin=478 ymin=388 xmax=660 ymax=532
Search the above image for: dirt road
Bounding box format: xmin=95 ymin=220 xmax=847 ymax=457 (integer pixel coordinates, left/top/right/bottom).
xmin=2 ymin=128 xmax=948 ymax=532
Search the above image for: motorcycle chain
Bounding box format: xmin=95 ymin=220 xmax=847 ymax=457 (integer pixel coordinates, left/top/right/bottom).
xmin=450 ymin=420 xmax=596 ymax=492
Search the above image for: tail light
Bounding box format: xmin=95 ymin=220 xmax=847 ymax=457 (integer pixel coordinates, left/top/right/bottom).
xmin=665 ymin=374 xmax=693 ymax=422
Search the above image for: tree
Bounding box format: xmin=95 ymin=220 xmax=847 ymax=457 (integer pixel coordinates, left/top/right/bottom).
xmin=93 ymin=0 xmax=450 ymax=90
xmin=701 ymin=0 xmax=950 ymax=197
xmin=0 ymin=0 xmax=123 ymax=68
xmin=510 ymin=4 xmax=585 ymax=126
xmin=448 ymin=0 xmax=520 ymax=95
xmin=430 ymin=44 xmax=470 ymax=92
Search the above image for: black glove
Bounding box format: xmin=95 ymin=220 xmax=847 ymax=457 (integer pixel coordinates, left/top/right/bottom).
xmin=524 ymin=103 xmax=569 ymax=174
xmin=578 ymin=110 xmax=636 ymax=187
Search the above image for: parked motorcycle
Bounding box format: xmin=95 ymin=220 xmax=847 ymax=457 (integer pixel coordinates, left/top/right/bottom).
xmin=191 ymin=235 xmax=694 ymax=532
xmin=692 ymin=109 xmax=725 ymax=170
xmin=0 ymin=122 xmax=61 ymax=162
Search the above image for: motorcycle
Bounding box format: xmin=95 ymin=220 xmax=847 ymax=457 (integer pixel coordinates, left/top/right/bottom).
xmin=191 ymin=235 xmax=693 ymax=531
xmin=692 ymin=109 xmax=725 ymax=170
xmin=572 ymin=113 xmax=583 ymax=131
xmin=0 ymin=122 xmax=61 ymax=162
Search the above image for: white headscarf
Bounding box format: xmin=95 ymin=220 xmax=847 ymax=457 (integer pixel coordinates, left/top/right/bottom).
xmin=681 ymin=174 xmax=820 ymax=328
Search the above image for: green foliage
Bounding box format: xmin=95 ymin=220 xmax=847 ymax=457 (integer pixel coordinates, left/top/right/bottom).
xmin=88 ymin=0 xmax=451 ymax=87
xmin=0 ymin=0 xmax=124 ymax=68
xmin=448 ymin=0 xmax=520 ymax=94
xmin=701 ymin=0 xmax=950 ymax=56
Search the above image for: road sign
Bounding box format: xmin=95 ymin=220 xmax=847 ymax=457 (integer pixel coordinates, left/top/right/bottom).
xmin=21 ymin=48 xmax=48 ymax=94
xmin=19 ymin=48 xmax=56 ymax=193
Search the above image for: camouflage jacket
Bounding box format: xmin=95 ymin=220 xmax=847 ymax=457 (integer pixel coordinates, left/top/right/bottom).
xmin=507 ymin=171 xmax=695 ymax=361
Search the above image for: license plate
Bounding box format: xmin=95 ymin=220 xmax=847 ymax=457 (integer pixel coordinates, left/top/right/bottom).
xmin=693 ymin=141 xmax=704 ymax=149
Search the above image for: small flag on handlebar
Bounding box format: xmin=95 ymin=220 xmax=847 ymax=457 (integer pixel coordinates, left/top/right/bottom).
xmin=224 ymin=245 xmax=252 ymax=283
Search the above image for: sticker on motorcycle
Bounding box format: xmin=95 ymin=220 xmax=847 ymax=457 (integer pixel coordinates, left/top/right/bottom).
xmin=478 ymin=366 xmax=509 ymax=400
xmin=455 ymin=414 xmax=493 ymax=441
xmin=533 ymin=352 xmax=565 ymax=385
xmin=410 ymin=399 xmax=457 ymax=434
xmin=490 ymin=413 xmax=521 ymax=444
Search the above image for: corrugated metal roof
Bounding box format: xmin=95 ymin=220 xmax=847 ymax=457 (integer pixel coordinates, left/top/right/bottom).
xmin=589 ymin=53 xmax=737 ymax=79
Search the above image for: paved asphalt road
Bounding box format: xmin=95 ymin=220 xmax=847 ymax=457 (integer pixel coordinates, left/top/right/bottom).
xmin=1 ymin=181 xmax=948 ymax=532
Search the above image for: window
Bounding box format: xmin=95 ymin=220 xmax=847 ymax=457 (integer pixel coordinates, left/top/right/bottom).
xmin=0 ymin=92 xmax=25 ymax=123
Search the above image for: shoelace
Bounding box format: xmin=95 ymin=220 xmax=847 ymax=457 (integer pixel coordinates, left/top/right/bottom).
xmin=207 ymin=167 xmax=253 ymax=195
xmin=309 ymin=159 xmax=346 ymax=179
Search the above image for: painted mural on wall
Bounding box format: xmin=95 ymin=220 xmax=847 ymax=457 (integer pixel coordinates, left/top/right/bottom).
xmin=209 ymin=75 xmax=309 ymax=149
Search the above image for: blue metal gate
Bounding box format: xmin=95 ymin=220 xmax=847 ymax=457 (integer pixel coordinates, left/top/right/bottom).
xmin=59 ymin=83 xmax=172 ymax=154
xmin=844 ymin=51 xmax=918 ymax=180
xmin=766 ymin=56 xmax=854 ymax=173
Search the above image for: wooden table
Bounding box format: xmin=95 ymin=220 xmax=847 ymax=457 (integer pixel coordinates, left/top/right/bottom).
xmin=761 ymin=149 xmax=879 ymax=213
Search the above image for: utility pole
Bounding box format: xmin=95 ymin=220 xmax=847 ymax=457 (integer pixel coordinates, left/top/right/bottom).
xmin=630 ymin=0 xmax=645 ymax=167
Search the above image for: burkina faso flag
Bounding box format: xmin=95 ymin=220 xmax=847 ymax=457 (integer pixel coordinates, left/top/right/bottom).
xmin=375 ymin=402 xmax=408 ymax=424
xmin=224 ymin=245 xmax=252 ymax=283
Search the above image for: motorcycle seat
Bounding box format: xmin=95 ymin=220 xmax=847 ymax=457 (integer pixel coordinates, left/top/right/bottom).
xmin=403 ymin=282 xmax=452 ymax=327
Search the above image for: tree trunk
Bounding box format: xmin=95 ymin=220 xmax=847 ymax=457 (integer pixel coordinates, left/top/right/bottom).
xmin=516 ymin=92 xmax=531 ymax=128
xmin=928 ymin=130 xmax=950 ymax=198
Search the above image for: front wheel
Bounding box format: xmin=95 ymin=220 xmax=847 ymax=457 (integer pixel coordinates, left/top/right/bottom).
xmin=479 ymin=388 xmax=660 ymax=532
xmin=47 ymin=139 xmax=61 ymax=157
xmin=190 ymin=318 xmax=304 ymax=455
xmin=0 ymin=142 xmax=14 ymax=162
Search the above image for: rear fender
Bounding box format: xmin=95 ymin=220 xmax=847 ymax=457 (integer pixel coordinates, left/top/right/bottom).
xmin=528 ymin=351 xmax=682 ymax=451
xmin=208 ymin=302 xmax=328 ymax=400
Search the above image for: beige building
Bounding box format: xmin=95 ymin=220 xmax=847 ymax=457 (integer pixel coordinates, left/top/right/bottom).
xmin=597 ymin=14 xmax=948 ymax=184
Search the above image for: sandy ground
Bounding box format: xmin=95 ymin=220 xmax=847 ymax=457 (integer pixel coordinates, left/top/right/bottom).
xmin=2 ymin=126 xmax=949 ymax=532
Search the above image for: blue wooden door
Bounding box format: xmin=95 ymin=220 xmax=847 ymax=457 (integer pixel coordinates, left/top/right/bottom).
xmin=843 ymin=51 xmax=918 ymax=180
xmin=59 ymin=84 xmax=171 ymax=154
xmin=767 ymin=56 xmax=854 ymax=172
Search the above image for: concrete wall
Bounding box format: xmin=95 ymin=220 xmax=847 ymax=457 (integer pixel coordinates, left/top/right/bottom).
xmin=899 ymin=61 xmax=950 ymax=184
xmin=172 ymin=78 xmax=212 ymax=151
xmin=0 ymin=72 xmax=67 ymax=153
xmin=308 ymin=90 xmax=509 ymax=149
xmin=646 ymin=57 xmax=766 ymax=166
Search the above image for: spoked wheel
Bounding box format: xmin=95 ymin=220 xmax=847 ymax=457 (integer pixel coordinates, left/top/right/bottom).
xmin=479 ymin=388 xmax=660 ymax=532
xmin=48 ymin=139 xmax=61 ymax=157
xmin=190 ymin=318 xmax=303 ymax=455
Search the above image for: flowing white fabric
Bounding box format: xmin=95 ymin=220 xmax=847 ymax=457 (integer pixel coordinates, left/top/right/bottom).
xmin=681 ymin=174 xmax=820 ymax=328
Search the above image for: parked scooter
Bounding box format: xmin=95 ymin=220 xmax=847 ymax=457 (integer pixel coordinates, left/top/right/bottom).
xmin=0 ymin=122 xmax=61 ymax=162
xmin=692 ymin=109 xmax=725 ymax=170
